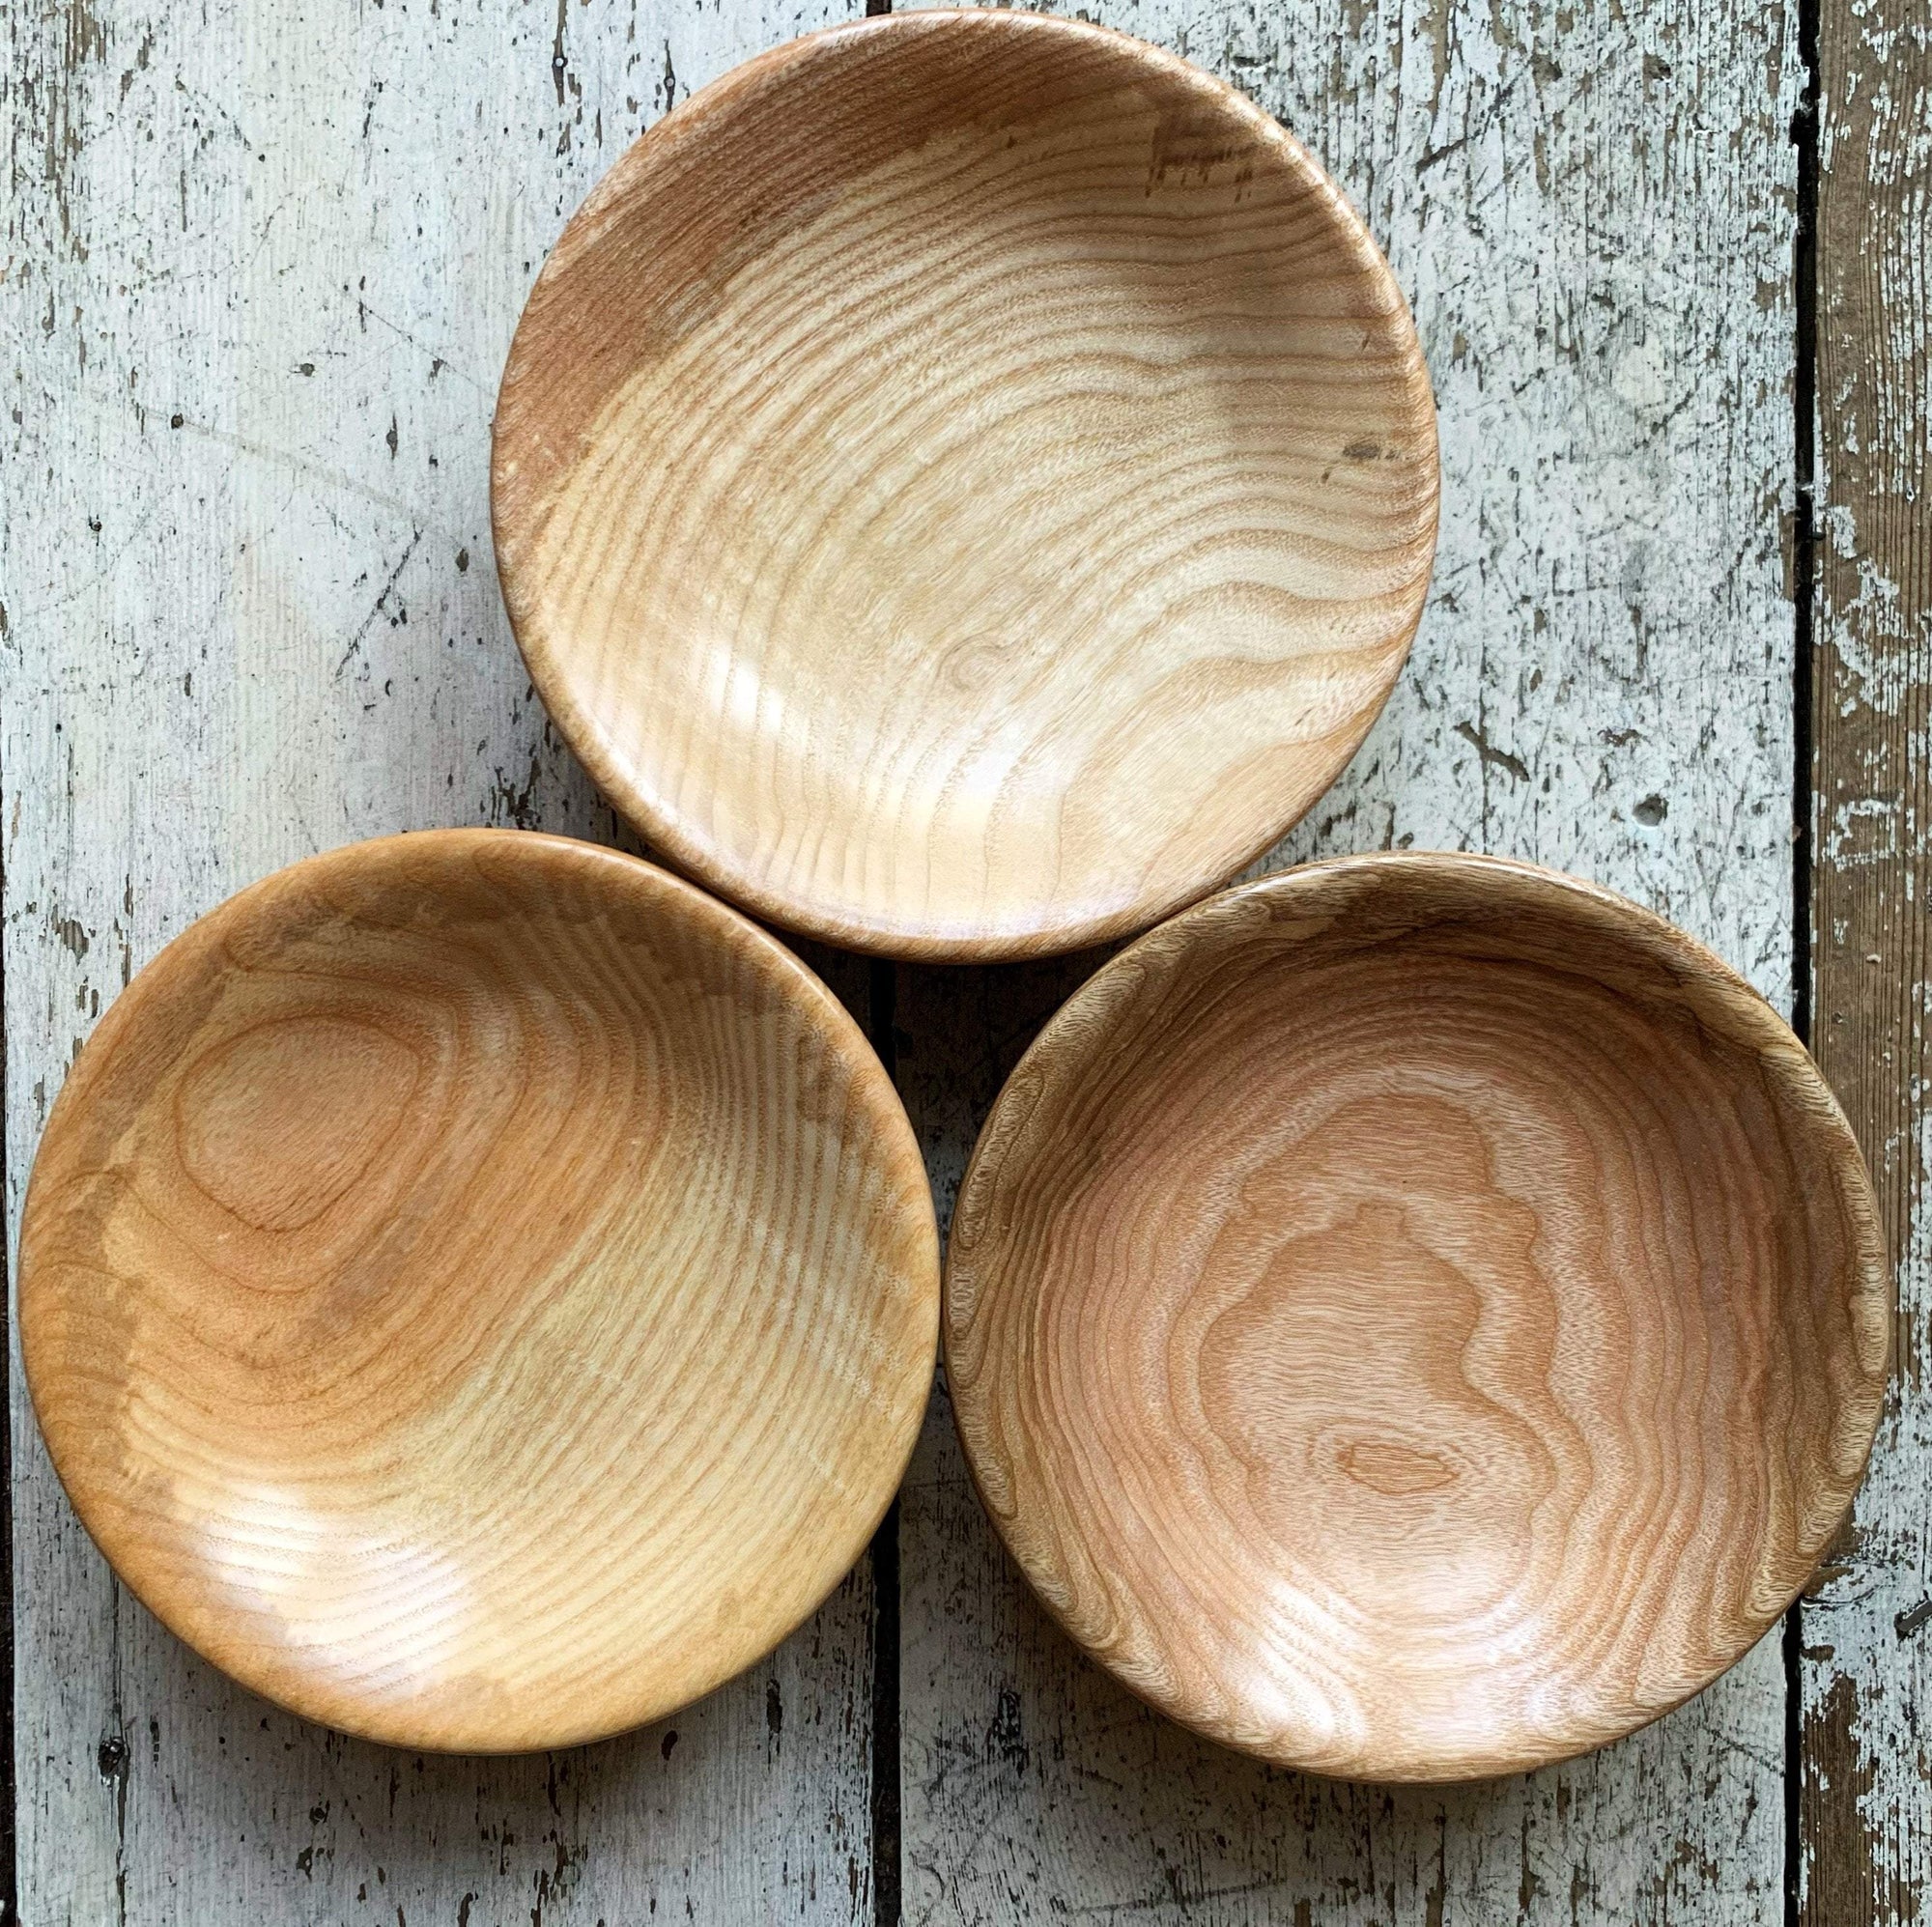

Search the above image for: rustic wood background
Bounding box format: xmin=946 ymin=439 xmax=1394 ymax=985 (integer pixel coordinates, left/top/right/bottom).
xmin=3 ymin=0 xmax=1924 ymax=1919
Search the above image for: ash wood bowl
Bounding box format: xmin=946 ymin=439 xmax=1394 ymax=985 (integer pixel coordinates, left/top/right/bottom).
xmin=19 ymin=830 xmax=940 ymax=1753
xmin=492 ymin=10 xmax=1438 ymax=961
xmin=945 ymin=854 xmax=1889 ymax=1781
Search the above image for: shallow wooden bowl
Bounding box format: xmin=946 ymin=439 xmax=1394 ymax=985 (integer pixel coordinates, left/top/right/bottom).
xmin=946 ymin=854 xmax=1889 ymax=1781
xmin=20 ymin=830 xmax=939 ymax=1752
xmin=492 ymin=11 xmax=1438 ymax=961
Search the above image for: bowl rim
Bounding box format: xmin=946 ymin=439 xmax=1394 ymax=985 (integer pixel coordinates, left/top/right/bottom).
xmin=20 ymin=826 xmax=941 ymax=1753
xmin=490 ymin=8 xmax=1442 ymax=962
xmin=942 ymin=848 xmax=1891 ymax=1781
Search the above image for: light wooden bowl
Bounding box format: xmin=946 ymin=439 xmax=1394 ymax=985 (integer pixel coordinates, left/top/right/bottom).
xmin=20 ymin=830 xmax=939 ymax=1753
xmin=945 ymin=854 xmax=1889 ymax=1781
xmin=492 ymin=10 xmax=1438 ymax=961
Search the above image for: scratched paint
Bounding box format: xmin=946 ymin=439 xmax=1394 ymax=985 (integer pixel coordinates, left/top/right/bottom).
xmin=3 ymin=1 xmax=875 ymax=1922
xmin=894 ymin=0 xmax=1804 ymax=1920
xmin=2 ymin=0 xmax=1866 ymax=1918
xmin=1802 ymin=0 xmax=1932 ymax=1914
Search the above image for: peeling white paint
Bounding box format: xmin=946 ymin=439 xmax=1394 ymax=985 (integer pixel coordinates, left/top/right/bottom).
xmin=896 ymin=0 xmax=1804 ymax=1919
xmin=3 ymin=2 xmax=879 ymax=1922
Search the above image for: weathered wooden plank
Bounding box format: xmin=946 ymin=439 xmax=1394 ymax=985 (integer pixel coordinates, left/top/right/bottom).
xmin=2 ymin=3 xmax=882 ymax=1921
xmin=895 ymin=0 xmax=1804 ymax=1919
xmin=1800 ymin=0 xmax=1932 ymax=1914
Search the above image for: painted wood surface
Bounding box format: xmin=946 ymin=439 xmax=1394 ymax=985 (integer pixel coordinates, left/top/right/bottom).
xmin=893 ymin=0 xmax=1807 ymax=1920
xmin=11 ymin=0 xmax=1916 ymax=1920
xmin=4 ymin=2 xmax=884 ymax=1921
xmin=1801 ymin=0 xmax=1932 ymax=1914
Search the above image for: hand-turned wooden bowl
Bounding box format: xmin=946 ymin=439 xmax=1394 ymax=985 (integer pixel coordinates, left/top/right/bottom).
xmin=945 ymin=854 xmax=1889 ymax=1781
xmin=492 ymin=10 xmax=1438 ymax=961
xmin=20 ymin=830 xmax=939 ymax=1752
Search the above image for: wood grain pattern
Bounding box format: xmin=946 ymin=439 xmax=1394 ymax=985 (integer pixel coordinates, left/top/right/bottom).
xmin=896 ymin=0 xmax=1814 ymax=1914
xmin=1801 ymin=0 xmax=1932 ymax=1912
xmin=943 ymin=855 xmax=1885 ymax=1784
xmin=18 ymin=829 xmax=938 ymax=1755
xmin=493 ymin=9 xmax=1438 ymax=961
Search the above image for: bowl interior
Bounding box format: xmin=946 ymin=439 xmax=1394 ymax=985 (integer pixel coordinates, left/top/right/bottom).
xmin=21 ymin=833 xmax=938 ymax=1751
xmin=494 ymin=12 xmax=1438 ymax=957
xmin=945 ymin=858 xmax=1887 ymax=1779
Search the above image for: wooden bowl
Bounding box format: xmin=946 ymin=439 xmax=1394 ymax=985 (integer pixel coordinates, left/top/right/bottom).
xmin=20 ymin=830 xmax=939 ymax=1752
xmin=945 ymin=854 xmax=1889 ymax=1781
xmin=492 ymin=11 xmax=1438 ymax=961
